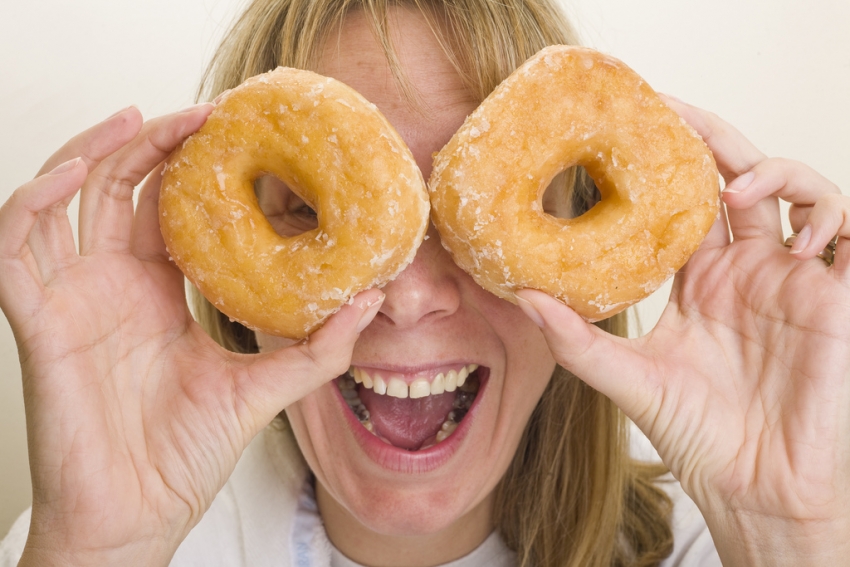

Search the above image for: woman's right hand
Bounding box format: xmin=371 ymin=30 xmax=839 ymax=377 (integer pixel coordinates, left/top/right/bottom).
xmin=0 ymin=106 xmax=384 ymax=566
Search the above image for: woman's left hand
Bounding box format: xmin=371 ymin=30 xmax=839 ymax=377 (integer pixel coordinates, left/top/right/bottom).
xmin=516 ymin=99 xmax=850 ymax=566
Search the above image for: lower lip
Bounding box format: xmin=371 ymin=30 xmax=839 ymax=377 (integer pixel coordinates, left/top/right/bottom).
xmin=335 ymin=368 xmax=490 ymax=474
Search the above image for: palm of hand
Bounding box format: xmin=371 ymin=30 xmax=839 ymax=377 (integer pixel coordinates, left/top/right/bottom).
xmin=517 ymin=101 xmax=850 ymax=562
xmin=20 ymin=248 xmax=246 ymax=549
xmin=639 ymin=236 xmax=850 ymax=522
xmin=2 ymin=108 xmax=378 ymax=562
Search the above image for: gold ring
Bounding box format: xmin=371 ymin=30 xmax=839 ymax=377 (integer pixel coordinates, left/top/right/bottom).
xmin=784 ymin=233 xmax=837 ymax=266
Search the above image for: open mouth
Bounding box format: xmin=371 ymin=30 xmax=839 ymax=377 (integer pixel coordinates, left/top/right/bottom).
xmin=336 ymin=364 xmax=485 ymax=451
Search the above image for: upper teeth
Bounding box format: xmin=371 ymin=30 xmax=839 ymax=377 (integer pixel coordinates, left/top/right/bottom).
xmin=349 ymin=364 xmax=479 ymax=399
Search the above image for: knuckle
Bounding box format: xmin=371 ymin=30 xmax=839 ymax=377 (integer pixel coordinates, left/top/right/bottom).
xmin=87 ymin=169 xmax=137 ymax=202
xmin=550 ymin=331 xmax=596 ymax=368
xmin=761 ymin=156 xmax=795 ymax=176
xmin=2 ymin=185 xmax=24 ymax=213
xmin=820 ymin=192 xmax=839 ymax=205
xmin=3 ymin=180 xmax=40 ymax=215
xmin=297 ymin=340 xmax=348 ymax=379
xmin=775 ymin=157 xmax=817 ymax=178
xmin=819 ymin=192 xmax=844 ymax=210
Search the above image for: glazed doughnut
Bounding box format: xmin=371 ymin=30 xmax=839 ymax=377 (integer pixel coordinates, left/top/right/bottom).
xmin=429 ymin=46 xmax=719 ymax=321
xmin=160 ymin=67 xmax=429 ymax=338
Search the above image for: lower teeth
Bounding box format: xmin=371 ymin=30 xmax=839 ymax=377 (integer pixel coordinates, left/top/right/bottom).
xmin=337 ymin=371 xmax=480 ymax=447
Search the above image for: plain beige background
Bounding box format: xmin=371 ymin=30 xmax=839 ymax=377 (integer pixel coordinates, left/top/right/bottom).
xmin=2 ymin=0 xmax=849 ymax=537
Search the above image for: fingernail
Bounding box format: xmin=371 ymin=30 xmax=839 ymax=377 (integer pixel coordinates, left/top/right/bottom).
xmin=47 ymin=157 xmax=82 ymax=176
xmin=356 ymin=293 xmax=385 ymax=333
xmin=179 ymin=102 xmax=214 ymax=114
xmin=722 ymin=171 xmax=754 ymax=194
xmin=516 ymin=294 xmax=545 ymax=328
xmin=789 ymin=224 xmax=811 ymax=254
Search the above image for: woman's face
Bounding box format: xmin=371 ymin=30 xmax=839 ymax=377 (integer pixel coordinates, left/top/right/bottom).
xmin=255 ymin=5 xmax=557 ymax=548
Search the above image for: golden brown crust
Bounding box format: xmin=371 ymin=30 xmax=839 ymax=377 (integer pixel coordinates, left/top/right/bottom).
xmin=429 ymin=46 xmax=720 ymax=321
xmin=160 ymin=67 xmax=429 ymax=338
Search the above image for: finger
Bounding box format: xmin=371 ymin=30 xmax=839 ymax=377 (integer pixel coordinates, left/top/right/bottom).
xmin=722 ymin=158 xmax=841 ymax=239
xmin=233 ymin=290 xmax=386 ymax=432
xmin=36 ymin=106 xmax=143 ymax=179
xmin=786 ymin=193 xmax=850 ymax=284
xmin=131 ymin=163 xmax=172 ymax=263
xmin=78 ymin=103 xmax=213 ymax=256
xmin=27 ymin=171 xmax=89 ymax=282
xmin=660 ymin=96 xmax=781 ymax=242
xmin=125 ymin=164 xmax=190 ymax=304
xmin=28 ymin=109 xmax=143 ymax=268
xmin=515 ymin=289 xmax=656 ymax=421
xmin=0 ymin=158 xmax=88 ymax=322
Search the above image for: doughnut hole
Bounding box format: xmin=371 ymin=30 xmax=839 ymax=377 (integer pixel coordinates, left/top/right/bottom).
xmin=540 ymin=166 xmax=601 ymax=220
xmin=254 ymin=174 xmax=318 ymax=237
xmin=252 ymin=169 xmax=600 ymax=234
xmin=428 ymin=46 xmax=720 ymax=322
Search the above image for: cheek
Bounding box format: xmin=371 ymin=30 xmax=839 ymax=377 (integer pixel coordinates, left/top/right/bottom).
xmin=472 ymin=285 xmax=555 ymax=372
xmin=487 ymin=295 xmax=557 ymax=412
xmin=504 ymin=335 xmax=556 ymax=429
xmin=470 ymin=285 xmax=558 ymax=439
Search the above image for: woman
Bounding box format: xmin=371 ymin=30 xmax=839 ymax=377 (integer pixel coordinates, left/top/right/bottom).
xmin=1 ymin=0 xmax=847 ymax=566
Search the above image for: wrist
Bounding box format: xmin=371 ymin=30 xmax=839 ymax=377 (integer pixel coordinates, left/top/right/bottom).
xmin=18 ymin=509 xmax=187 ymax=567
xmin=704 ymin=505 xmax=850 ymax=567
xmin=18 ymin=535 xmax=177 ymax=567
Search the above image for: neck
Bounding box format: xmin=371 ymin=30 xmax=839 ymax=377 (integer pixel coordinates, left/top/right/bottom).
xmin=316 ymin=481 xmax=496 ymax=567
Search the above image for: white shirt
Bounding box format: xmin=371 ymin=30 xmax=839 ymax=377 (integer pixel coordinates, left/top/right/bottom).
xmin=0 ymin=423 xmax=720 ymax=566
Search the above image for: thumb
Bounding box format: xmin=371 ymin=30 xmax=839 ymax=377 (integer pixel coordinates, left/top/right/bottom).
xmin=234 ymin=289 xmax=385 ymax=431
xmin=515 ymin=289 xmax=656 ymax=419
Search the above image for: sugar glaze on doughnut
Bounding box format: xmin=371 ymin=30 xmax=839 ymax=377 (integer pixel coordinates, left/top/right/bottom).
xmin=160 ymin=67 xmax=429 ymax=338
xmin=429 ymin=46 xmax=720 ymax=321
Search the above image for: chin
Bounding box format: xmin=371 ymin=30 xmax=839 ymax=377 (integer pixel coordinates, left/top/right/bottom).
xmin=334 ymin=475 xmax=490 ymax=536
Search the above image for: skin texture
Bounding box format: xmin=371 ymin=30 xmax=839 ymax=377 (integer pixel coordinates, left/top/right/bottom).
xmin=254 ymin=9 xmax=558 ymax=566
xmin=0 ymin=5 xmax=848 ymax=567
xmin=1 ymin=102 xmax=387 ymax=566
xmin=516 ymin=101 xmax=850 ymax=565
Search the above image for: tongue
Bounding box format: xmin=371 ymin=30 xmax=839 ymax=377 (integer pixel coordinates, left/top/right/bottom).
xmin=359 ymin=386 xmax=457 ymax=450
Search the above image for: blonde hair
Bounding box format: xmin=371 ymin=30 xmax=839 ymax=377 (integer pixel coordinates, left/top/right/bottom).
xmin=193 ymin=1 xmax=673 ymax=565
